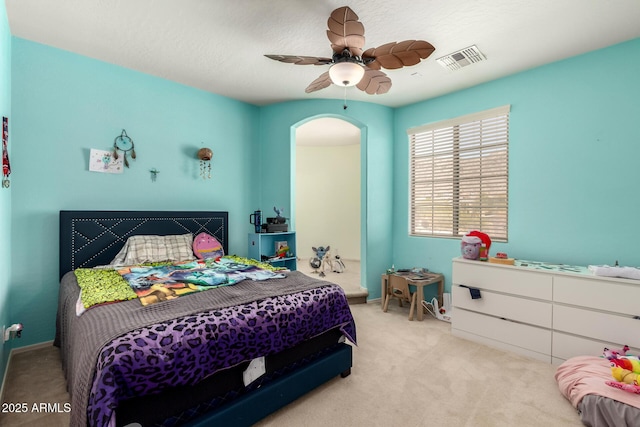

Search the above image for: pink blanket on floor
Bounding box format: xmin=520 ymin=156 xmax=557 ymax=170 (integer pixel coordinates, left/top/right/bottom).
xmin=555 ymin=355 xmax=640 ymax=409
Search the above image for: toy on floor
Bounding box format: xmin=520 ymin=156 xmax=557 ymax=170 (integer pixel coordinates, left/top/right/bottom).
xmin=310 ymin=246 xmax=332 ymax=277
xmin=332 ymin=254 xmax=346 ymax=273
xmin=309 ymin=246 xmax=348 ymax=276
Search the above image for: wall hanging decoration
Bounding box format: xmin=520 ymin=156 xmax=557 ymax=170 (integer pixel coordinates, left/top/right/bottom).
xmin=197 ymin=146 xmax=213 ymax=179
xmin=150 ymin=168 xmax=160 ymax=182
xmin=89 ymin=148 xmax=123 ymax=173
xmin=2 ymin=117 xmax=10 ymax=188
xmin=113 ymin=129 xmax=136 ymax=167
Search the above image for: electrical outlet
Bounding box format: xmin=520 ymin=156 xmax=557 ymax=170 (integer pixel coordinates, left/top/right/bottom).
xmin=4 ymin=324 xmax=23 ymax=340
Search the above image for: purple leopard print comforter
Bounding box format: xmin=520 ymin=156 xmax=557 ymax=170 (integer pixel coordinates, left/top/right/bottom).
xmin=55 ymin=270 xmax=356 ymax=427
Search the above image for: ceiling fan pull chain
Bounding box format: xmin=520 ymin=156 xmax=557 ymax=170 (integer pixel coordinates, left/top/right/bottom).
xmin=343 ymin=86 xmax=348 ymax=110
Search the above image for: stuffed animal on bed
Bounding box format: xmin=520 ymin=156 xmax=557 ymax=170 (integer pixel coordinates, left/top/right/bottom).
xmin=606 ymin=380 xmax=640 ymax=394
xmin=611 ymin=366 xmax=640 ymax=384
xmin=603 ymin=345 xmax=630 ymax=360
xmin=605 ymin=350 xmax=640 ymax=394
xmin=609 ymin=357 xmax=640 ymax=374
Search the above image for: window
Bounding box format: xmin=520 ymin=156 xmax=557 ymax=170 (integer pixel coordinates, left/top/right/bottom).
xmin=408 ymin=105 xmax=510 ymax=241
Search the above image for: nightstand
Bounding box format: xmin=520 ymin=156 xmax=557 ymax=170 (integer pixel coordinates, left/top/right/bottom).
xmin=248 ymin=232 xmax=297 ymax=271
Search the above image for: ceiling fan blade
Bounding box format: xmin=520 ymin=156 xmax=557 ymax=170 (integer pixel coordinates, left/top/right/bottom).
xmin=305 ymin=71 xmax=332 ymax=93
xmin=363 ymin=40 xmax=435 ymax=70
xmin=326 ymin=6 xmax=365 ymax=57
xmin=265 ymin=54 xmax=332 ymax=65
xmin=356 ymin=69 xmax=392 ymax=95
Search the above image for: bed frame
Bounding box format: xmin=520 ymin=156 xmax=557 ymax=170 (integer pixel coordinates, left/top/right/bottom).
xmin=59 ymin=210 xmax=229 ymax=278
xmin=58 ymin=210 xmax=352 ymax=426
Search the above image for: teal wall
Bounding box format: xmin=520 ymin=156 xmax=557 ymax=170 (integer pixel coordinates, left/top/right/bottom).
xmin=9 ymin=38 xmax=258 ymax=347
xmin=0 ymin=1 xmax=12 ymax=381
xmin=393 ymin=38 xmax=640 ymax=300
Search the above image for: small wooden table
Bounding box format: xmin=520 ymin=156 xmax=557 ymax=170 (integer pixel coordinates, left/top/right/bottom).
xmin=381 ymin=272 xmax=444 ymax=321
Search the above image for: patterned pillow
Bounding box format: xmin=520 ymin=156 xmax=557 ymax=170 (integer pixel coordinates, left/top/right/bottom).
xmin=110 ymin=233 xmax=196 ymax=265
xmin=192 ymin=232 xmax=225 ymax=260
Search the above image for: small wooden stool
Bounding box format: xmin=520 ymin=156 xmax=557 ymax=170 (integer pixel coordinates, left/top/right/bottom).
xmin=382 ymin=274 xmax=418 ymax=320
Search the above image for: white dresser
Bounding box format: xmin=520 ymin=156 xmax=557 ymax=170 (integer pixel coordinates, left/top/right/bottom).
xmin=451 ymin=257 xmax=640 ymax=364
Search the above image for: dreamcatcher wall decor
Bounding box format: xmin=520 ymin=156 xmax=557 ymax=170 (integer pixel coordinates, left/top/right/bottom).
xmin=197 ymin=146 xmax=213 ymax=180
xmin=2 ymin=117 xmax=10 ymax=188
xmin=113 ymin=129 xmax=136 ymax=167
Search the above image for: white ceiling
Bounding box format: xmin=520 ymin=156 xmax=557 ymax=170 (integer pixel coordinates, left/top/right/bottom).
xmin=6 ymin=0 xmax=640 ymax=109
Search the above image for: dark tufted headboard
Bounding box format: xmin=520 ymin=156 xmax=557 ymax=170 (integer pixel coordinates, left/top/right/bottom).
xmin=59 ymin=210 xmax=228 ymax=278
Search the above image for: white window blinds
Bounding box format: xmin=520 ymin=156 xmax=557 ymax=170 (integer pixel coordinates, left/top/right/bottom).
xmin=408 ymin=105 xmax=510 ymax=241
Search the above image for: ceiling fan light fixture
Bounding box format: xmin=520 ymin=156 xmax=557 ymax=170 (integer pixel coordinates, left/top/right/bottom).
xmin=329 ymin=61 xmax=365 ymax=87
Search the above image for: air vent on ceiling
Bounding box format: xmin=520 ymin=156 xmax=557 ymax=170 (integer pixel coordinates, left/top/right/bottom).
xmin=436 ymin=45 xmax=486 ymax=71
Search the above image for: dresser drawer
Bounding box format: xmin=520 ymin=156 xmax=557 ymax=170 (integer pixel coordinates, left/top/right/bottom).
xmin=452 ymin=285 xmax=551 ymax=328
xmin=552 ymin=331 xmax=640 ymax=361
xmin=452 ymin=309 xmax=551 ymax=356
xmin=452 ymin=260 xmax=552 ymax=300
xmin=554 ymin=275 xmax=640 ymax=317
xmin=553 ymin=304 xmax=640 ymax=349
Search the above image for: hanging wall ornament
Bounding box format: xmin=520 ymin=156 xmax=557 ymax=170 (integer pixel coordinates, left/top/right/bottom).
xmin=113 ymin=129 xmax=136 ymax=168
xmin=197 ymin=146 xmax=213 ymax=179
xmin=2 ymin=117 xmax=10 ymax=188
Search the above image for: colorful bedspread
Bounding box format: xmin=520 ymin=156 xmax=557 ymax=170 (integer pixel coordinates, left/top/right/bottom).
xmin=86 ymin=278 xmax=356 ymax=427
xmin=74 ymin=256 xmax=286 ymax=312
xmin=57 ymin=270 xmax=356 ymax=427
xmin=118 ymin=258 xmax=285 ymax=306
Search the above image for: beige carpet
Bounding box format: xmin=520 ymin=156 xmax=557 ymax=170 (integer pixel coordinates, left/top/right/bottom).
xmin=0 ymin=301 xmax=582 ymax=427
xmin=297 ymin=258 xmax=368 ymax=303
xmin=256 ymin=302 xmax=582 ymax=427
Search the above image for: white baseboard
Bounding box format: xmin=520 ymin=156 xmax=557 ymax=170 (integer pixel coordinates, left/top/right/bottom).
xmin=10 ymin=340 xmax=53 ymax=355
xmin=0 ymin=350 xmax=9 ymax=405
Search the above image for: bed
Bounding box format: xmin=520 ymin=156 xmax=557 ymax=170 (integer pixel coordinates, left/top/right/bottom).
xmin=55 ymin=210 xmax=356 ymax=427
xmin=556 ymin=355 xmax=640 ymax=426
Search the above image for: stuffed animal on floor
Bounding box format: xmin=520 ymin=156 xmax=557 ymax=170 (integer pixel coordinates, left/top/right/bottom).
xmin=309 ymin=256 xmax=322 ymax=271
xmin=310 ymin=246 xmax=331 ymax=277
xmin=332 ymin=254 xmax=346 ymax=273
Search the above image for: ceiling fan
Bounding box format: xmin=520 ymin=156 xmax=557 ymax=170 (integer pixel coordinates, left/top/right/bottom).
xmin=265 ymin=6 xmax=435 ymax=96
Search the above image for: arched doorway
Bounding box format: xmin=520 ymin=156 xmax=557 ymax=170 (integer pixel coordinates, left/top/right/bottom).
xmin=291 ymin=115 xmax=367 ymax=300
